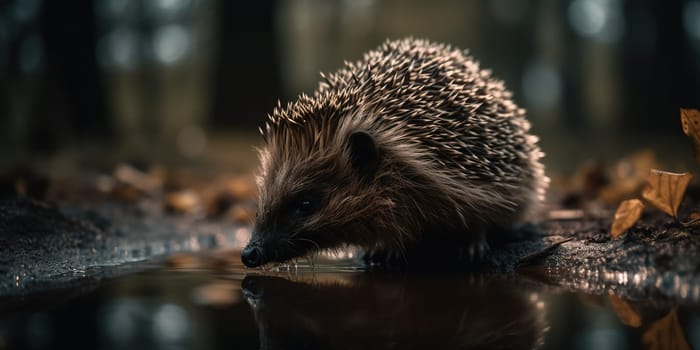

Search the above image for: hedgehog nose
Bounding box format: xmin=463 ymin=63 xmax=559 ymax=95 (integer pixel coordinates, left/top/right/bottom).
xmin=242 ymin=245 xmax=264 ymax=267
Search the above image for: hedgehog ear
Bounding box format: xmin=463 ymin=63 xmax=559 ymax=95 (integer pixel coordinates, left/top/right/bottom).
xmin=346 ymin=130 xmax=380 ymax=183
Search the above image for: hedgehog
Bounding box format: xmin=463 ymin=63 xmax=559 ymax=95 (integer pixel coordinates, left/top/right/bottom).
xmin=241 ymin=38 xmax=548 ymax=268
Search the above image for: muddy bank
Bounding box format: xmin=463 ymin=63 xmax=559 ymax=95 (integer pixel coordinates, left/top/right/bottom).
xmin=503 ymin=211 xmax=700 ymax=302
xmin=0 ymin=196 xmax=699 ymax=301
xmin=0 ymin=198 xmax=244 ymax=296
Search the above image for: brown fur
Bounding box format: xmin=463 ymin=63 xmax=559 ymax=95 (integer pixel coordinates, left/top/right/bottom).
xmin=247 ymin=38 xmax=548 ymax=265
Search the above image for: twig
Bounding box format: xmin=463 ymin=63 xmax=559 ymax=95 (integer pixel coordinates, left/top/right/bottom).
xmin=517 ymin=237 xmax=574 ymax=267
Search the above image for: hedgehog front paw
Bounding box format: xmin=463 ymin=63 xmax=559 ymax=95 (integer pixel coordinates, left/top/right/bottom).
xmin=459 ymin=233 xmax=491 ymax=264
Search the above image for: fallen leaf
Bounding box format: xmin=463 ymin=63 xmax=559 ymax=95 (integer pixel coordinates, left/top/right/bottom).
xmin=548 ymin=209 xmax=585 ymax=220
xmin=642 ymin=170 xmax=693 ymax=218
xmin=226 ymin=176 xmax=257 ymax=200
xmin=229 ymin=205 xmax=254 ymax=224
xmin=111 ymin=184 xmax=144 ymax=202
xmin=610 ymin=199 xmax=644 ymax=239
xmin=680 ymin=108 xmax=700 ymax=164
xmin=204 ymin=176 xmax=257 ymax=217
xmin=642 ymin=307 xmax=691 ymax=350
xmin=165 ymin=190 xmax=201 ymax=214
xmin=608 ymin=294 xmax=642 ymax=327
xmin=114 ymin=163 xmax=162 ymax=193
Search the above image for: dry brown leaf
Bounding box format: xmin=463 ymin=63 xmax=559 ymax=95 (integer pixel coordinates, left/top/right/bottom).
xmin=608 ymin=294 xmax=642 ymax=327
xmin=111 ymin=184 xmax=144 ymax=202
xmin=165 ymin=190 xmax=201 ymax=214
xmin=610 ymin=199 xmax=644 ymax=239
xmin=204 ymin=176 xmax=257 ymax=217
xmin=229 ymin=205 xmax=254 ymax=224
xmin=227 ymin=176 xmax=257 ymax=199
xmin=642 ymin=170 xmax=693 ymax=218
xmin=680 ymin=108 xmax=700 ymax=164
xmin=114 ymin=163 xmax=163 ymax=193
xmin=548 ymin=209 xmax=585 ymax=220
xmin=642 ymin=307 xmax=691 ymax=350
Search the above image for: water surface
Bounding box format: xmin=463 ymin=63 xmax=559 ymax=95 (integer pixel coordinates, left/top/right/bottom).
xmin=1 ymin=251 xmax=698 ymax=350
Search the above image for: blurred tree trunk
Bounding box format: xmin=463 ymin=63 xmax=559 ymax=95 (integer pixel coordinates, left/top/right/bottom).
xmin=621 ymin=0 xmax=699 ymax=132
xmin=211 ymin=0 xmax=283 ymax=127
xmin=34 ymin=0 xmax=111 ymax=151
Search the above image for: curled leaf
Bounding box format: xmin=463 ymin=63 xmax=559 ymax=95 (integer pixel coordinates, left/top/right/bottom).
xmin=608 ymin=294 xmax=642 ymax=327
xmin=642 ymin=170 xmax=692 ymax=218
xmin=610 ymin=199 xmax=644 ymax=239
xmin=680 ymin=108 xmax=700 ymax=165
xmin=642 ymin=307 xmax=691 ymax=350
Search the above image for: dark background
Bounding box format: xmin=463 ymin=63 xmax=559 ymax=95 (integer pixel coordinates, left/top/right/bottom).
xmin=1 ymin=0 xmax=699 ymax=171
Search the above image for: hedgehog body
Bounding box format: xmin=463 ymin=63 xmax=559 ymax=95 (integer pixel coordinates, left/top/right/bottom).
xmin=242 ymin=38 xmax=548 ymax=268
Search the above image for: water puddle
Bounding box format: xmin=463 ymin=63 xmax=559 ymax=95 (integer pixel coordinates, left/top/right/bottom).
xmin=1 ymin=251 xmax=698 ymax=350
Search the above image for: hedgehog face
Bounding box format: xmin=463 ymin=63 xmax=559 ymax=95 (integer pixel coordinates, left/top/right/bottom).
xmin=241 ymin=130 xmax=382 ymax=268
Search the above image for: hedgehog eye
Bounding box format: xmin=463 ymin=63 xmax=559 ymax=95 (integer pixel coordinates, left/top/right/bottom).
xmin=295 ymin=198 xmax=315 ymax=216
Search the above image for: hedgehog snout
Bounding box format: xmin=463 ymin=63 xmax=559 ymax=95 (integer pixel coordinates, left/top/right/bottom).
xmin=242 ymin=243 xmax=265 ymax=267
xmin=241 ymin=231 xmax=294 ymax=267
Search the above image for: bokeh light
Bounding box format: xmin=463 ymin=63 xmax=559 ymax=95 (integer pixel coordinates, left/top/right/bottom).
xmin=99 ymin=299 xmax=192 ymax=349
xmin=97 ymin=27 xmax=140 ymax=70
xmin=152 ymin=24 xmax=191 ymax=65
xmin=10 ymin=0 xmax=40 ymax=23
xmin=684 ymin=1 xmax=700 ymax=40
xmin=152 ymin=304 xmax=189 ymax=344
xmin=568 ymin=0 xmax=624 ymax=42
xmin=521 ymin=60 xmax=562 ymax=110
xmin=684 ymin=1 xmax=700 ymax=54
xmin=95 ymin=0 xmax=132 ymax=19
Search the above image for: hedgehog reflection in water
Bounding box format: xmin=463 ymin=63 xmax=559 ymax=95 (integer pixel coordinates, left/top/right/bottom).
xmin=242 ymin=38 xmax=548 ymax=268
xmin=242 ymin=275 xmax=548 ymax=349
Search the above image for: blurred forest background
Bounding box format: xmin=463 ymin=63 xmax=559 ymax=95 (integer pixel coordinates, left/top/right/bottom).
xmin=0 ymin=0 xmax=699 ymax=174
